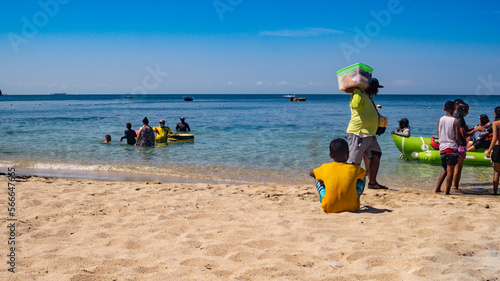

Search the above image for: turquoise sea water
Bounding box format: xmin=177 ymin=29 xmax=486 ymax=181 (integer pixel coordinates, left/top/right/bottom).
xmin=0 ymin=94 xmax=498 ymax=190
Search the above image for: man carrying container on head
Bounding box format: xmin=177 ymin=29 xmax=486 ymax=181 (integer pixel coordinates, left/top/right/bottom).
xmin=345 ymin=78 xmax=387 ymax=189
xmin=346 ymin=86 xmax=378 ymax=164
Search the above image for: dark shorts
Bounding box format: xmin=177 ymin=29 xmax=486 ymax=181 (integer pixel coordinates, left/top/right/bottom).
xmin=492 ymin=145 xmax=500 ymax=163
xmin=440 ymin=148 xmax=459 ymax=169
xmin=473 ymin=138 xmax=491 ymax=150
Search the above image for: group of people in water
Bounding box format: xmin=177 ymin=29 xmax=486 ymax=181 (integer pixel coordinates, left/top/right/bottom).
xmin=103 ymin=116 xmax=191 ymax=147
xmin=435 ymin=99 xmax=499 ymax=195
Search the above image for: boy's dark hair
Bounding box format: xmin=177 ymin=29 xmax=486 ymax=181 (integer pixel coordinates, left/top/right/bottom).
xmin=454 ymin=99 xmax=464 ymax=106
xmin=329 ymin=138 xmax=349 ymax=160
xmin=143 ymin=117 xmax=149 ymax=125
xmin=479 ymin=114 xmax=489 ymax=125
xmin=495 ymin=107 xmax=500 ymax=119
xmin=456 ymin=103 xmax=469 ymax=118
xmin=444 ymin=101 xmax=455 ymax=113
xmin=398 ymin=118 xmax=409 ymax=129
xmin=105 ymin=135 xmax=111 ymax=141
xmin=126 ymin=123 xmax=132 ymax=129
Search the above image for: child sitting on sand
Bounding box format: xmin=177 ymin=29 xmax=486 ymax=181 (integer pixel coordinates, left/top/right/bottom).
xmin=309 ymin=138 xmax=366 ymax=213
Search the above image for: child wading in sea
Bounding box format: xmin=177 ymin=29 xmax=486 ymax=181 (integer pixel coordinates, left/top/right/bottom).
xmin=103 ymin=135 xmax=111 ymax=144
xmin=435 ymin=101 xmax=460 ymax=195
xmin=309 ymin=138 xmax=366 ymax=213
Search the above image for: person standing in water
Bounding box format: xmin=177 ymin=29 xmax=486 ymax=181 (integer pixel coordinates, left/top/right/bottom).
xmin=154 ymin=119 xmax=173 ymax=143
xmin=135 ymin=117 xmax=155 ymax=147
xmin=120 ymin=123 xmax=137 ymax=145
xmin=176 ymin=117 xmax=191 ymax=132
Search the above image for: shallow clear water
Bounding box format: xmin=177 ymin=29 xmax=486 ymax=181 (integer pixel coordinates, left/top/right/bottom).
xmin=0 ymin=94 xmax=498 ymax=190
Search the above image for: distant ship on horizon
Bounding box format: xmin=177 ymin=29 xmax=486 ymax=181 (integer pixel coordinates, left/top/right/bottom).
xmin=51 ymin=92 xmax=67 ymax=95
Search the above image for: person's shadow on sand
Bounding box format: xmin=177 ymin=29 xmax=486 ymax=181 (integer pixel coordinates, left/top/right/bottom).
xmin=358 ymin=206 xmax=392 ymax=214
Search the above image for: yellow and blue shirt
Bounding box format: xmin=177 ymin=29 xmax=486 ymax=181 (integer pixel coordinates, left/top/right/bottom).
xmin=313 ymin=162 xmax=366 ymax=213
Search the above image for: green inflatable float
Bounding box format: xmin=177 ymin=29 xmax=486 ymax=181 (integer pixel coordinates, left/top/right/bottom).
xmin=392 ymin=134 xmax=491 ymax=166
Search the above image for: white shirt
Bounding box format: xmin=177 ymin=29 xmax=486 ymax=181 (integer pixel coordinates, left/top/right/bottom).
xmin=438 ymin=115 xmax=458 ymax=151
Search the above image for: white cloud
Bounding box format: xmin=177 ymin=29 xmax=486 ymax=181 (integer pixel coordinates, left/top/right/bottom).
xmin=278 ymin=81 xmax=288 ymax=85
xmin=391 ymin=80 xmax=415 ymax=86
xmin=309 ymin=82 xmax=315 ymax=86
xmin=227 ymin=81 xmax=234 ymax=85
xmin=256 ymin=81 xmax=264 ymax=86
xmin=260 ymin=28 xmax=343 ymax=37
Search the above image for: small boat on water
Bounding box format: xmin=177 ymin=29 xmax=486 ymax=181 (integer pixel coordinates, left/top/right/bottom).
xmin=125 ymin=95 xmax=131 ymax=98
xmin=284 ymin=94 xmax=296 ymax=98
xmin=290 ymin=97 xmax=307 ymax=102
xmin=183 ymin=96 xmax=194 ymax=101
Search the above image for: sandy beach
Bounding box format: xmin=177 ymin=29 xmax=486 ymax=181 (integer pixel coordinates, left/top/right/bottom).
xmin=1 ymin=175 xmax=499 ymax=280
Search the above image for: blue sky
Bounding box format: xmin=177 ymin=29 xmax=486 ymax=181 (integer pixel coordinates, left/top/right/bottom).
xmin=1 ymin=0 xmax=500 ymax=95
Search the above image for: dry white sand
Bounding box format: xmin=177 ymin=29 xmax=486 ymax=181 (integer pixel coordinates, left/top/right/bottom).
xmin=1 ymin=176 xmax=499 ymax=280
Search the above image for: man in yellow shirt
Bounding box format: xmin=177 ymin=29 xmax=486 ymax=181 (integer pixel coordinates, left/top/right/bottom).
xmin=309 ymin=138 xmax=366 ymax=213
xmin=153 ymin=119 xmax=173 ymax=143
xmin=346 ymin=87 xmax=379 ymax=165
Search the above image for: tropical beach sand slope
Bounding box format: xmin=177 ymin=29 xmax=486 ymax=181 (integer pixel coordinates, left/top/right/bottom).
xmin=1 ymin=176 xmax=499 ymax=280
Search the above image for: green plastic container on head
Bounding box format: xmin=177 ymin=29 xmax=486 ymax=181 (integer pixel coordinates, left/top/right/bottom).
xmin=336 ymin=63 xmax=373 ymax=92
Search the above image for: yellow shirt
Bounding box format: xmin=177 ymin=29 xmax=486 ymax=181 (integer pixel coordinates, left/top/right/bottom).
xmin=346 ymin=89 xmax=379 ymax=136
xmin=153 ymin=126 xmax=172 ymax=143
xmin=313 ymin=162 xmax=366 ymax=213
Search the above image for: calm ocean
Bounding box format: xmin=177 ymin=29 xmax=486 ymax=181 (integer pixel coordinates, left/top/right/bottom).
xmin=0 ymin=94 xmax=498 ymax=190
